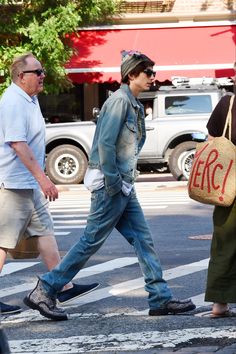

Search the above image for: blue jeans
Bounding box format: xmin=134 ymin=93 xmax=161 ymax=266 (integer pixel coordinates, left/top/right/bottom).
xmin=40 ymin=187 xmax=172 ymax=309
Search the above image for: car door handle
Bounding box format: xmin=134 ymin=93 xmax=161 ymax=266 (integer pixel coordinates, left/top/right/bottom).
xmin=146 ymin=126 xmax=155 ymax=131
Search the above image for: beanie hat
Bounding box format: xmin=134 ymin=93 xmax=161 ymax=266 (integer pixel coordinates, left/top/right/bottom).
xmin=121 ymin=50 xmax=155 ymax=80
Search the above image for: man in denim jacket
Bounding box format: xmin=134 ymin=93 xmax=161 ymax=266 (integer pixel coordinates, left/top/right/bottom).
xmin=24 ymin=50 xmax=196 ymax=320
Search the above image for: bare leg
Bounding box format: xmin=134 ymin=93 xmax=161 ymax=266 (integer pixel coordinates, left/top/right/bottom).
xmin=0 ymin=248 xmax=8 ymax=272
xmin=37 ymin=236 xmax=72 ymax=291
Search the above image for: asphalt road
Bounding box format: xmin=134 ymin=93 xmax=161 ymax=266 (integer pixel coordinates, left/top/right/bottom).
xmin=1 ymin=174 xmax=235 ymax=353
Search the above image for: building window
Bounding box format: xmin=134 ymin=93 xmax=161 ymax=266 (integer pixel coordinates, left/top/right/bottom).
xmin=119 ymin=0 xmax=175 ymax=13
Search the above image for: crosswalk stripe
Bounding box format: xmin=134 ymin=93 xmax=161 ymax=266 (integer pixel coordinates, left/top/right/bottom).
xmin=51 ymin=196 xmax=189 ymax=203
xmin=50 ymin=200 xmax=188 ymax=207
xmin=0 ymin=262 xmax=40 ymax=276
xmin=54 ymin=220 xmax=87 ymax=224
xmin=54 ymin=225 xmax=85 ymax=229
xmin=1 ymin=258 xmax=209 ymax=311
xmin=54 ymin=231 xmax=70 ymax=235
xmin=126 ymin=293 xmax=212 ymax=316
xmin=61 ymin=258 xmax=209 ymax=308
xmin=0 ymin=293 xmax=212 ymax=324
xmin=0 ymin=257 xmax=138 ymax=298
xmin=52 ymin=214 xmax=88 ymax=218
xmin=55 ymin=225 xmax=86 ymax=229
xmin=51 ymin=206 xmax=169 ymax=214
xmin=190 ymin=293 xmax=211 ymax=307
xmin=1 ymin=257 xmax=210 ymax=327
xmin=49 ymin=189 xmax=190 ymax=237
xmin=50 ymin=208 xmax=90 ymax=212
xmin=49 ymin=189 xmax=191 ymax=236
xmin=8 ymin=326 xmax=235 ymax=353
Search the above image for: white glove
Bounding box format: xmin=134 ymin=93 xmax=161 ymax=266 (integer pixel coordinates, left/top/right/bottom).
xmin=121 ymin=181 xmax=133 ymax=196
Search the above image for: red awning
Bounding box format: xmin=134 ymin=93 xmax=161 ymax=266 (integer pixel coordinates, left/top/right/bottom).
xmin=66 ymin=24 xmax=236 ymax=83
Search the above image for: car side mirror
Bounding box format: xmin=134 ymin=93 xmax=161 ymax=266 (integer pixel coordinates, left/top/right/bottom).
xmin=92 ymin=107 xmax=100 ymax=123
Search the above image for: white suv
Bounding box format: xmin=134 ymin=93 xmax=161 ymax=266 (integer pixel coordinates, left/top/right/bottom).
xmin=138 ymin=84 xmax=224 ymax=180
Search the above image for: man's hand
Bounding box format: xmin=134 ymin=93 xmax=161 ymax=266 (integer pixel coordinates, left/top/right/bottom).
xmin=39 ymin=176 xmax=58 ymax=201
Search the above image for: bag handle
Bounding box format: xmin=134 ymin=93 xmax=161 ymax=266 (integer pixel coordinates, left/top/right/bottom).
xmin=222 ymin=95 xmax=235 ymax=141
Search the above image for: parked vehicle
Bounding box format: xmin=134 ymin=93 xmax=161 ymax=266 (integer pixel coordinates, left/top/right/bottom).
xmin=45 ymin=78 xmax=233 ymax=184
xmin=138 ymin=82 xmax=222 ymax=180
xmin=45 ymin=121 xmax=95 ymax=185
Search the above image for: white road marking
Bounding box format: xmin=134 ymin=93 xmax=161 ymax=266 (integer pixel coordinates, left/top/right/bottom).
xmin=0 ymin=257 xmax=138 ymax=298
xmin=54 ymin=225 xmax=85 ymax=229
xmin=51 ymin=197 xmax=189 ymax=205
xmin=63 ymin=258 xmax=209 ymax=307
xmin=55 ymin=225 xmax=86 ymax=229
xmin=49 ymin=190 xmax=189 ymax=232
xmin=54 ymin=231 xmax=70 ymax=235
xmin=50 ymin=208 xmax=90 ymax=212
xmin=51 ymin=206 xmax=168 ymax=214
xmin=52 ymin=214 xmax=88 ymax=218
xmin=8 ymin=326 xmax=236 ymax=353
xmin=50 ymin=201 xmax=187 ymax=209
xmin=54 ymin=220 xmax=87 ymax=224
xmin=121 ymin=292 xmax=212 ymax=316
xmin=191 ymin=293 xmax=212 ymax=307
xmin=0 ymin=262 xmax=40 ymax=276
xmin=1 ymin=258 xmax=209 ymax=318
xmin=0 ymin=295 xmax=213 ymax=325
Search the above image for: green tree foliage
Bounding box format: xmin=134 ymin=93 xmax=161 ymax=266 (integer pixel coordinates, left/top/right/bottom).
xmin=0 ymin=0 xmax=121 ymax=94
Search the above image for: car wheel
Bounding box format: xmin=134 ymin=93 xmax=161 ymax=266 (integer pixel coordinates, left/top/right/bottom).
xmin=46 ymin=145 xmax=88 ymax=184
xmin=169 ymin=141 xmax=196 ymax=181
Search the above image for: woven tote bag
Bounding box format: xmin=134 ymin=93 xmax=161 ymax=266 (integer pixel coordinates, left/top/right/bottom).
xmin=188 ymin=95 xmax=236 ymax=207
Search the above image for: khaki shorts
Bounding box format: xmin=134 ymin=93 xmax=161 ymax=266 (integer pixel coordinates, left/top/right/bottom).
xmin=0 ymin=188 xmax=54 ymax=249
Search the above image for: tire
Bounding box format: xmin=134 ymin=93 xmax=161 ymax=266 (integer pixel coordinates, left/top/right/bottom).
xmin=169 ymin=141 xmax=196 ymax=181
xmin=46 ymin=145 xmax=88 ymax=184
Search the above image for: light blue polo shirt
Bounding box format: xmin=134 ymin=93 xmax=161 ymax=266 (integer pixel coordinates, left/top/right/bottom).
xmin=0 ymin=83 xmax=45 ymax=189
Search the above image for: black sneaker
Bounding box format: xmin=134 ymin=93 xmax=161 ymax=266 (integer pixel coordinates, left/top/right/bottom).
xmin=149 ymin=298 xmax=196 ymax=316
xmin=57 ymin=282 xmax=100 ymax=304
xmin=23 ymin=279 xmax=68 ymax=321
xmin=0 ymin=302 xmax=22 ymax=315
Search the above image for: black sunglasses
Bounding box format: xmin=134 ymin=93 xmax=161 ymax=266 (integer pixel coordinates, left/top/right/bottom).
xmin=143 ymin=68 xmax=156 ymax=78
xmin=22 ymin=69 xmax=46 ymax=76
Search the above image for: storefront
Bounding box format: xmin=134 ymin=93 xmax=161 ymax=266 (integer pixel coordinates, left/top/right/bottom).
xmin=41 ymin=21 xmax=236 ymax=122
xmin=67 ymin=22 xmax=236 ymax=83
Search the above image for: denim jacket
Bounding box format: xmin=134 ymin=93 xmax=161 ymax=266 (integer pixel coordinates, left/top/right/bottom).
xmin=88 ymin=84 xmax=146 ymax=196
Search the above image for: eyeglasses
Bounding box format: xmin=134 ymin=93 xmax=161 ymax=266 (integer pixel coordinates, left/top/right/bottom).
xmin=143 ymin=68 xmax=156 ymax=78
xmin=22 ymin=69 xmax=46 ymax=76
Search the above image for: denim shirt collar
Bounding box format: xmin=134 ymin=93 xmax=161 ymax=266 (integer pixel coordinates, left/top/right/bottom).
xmin=120 ymin=84 xmax=140 ymax=109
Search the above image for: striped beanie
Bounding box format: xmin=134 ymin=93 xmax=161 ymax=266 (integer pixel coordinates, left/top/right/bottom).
xmin=121 ymin=50 xmax=154 ymax=79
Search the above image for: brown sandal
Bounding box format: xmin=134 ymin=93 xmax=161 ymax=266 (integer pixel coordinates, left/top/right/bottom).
xmin=210 ymin=309 xmax=236 ymax=318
